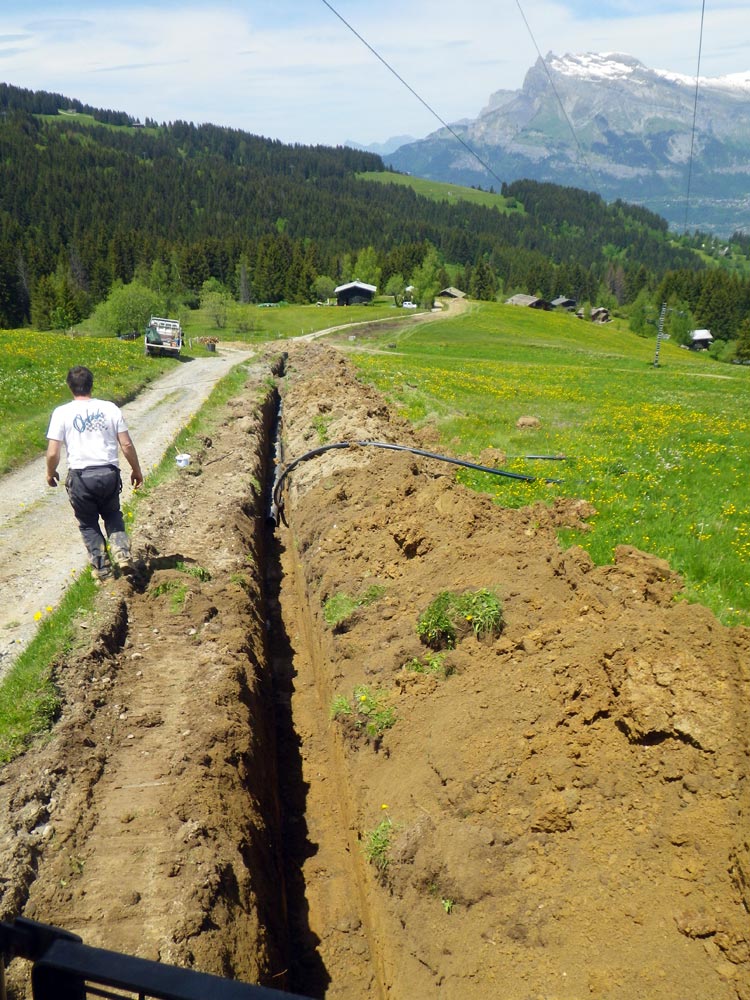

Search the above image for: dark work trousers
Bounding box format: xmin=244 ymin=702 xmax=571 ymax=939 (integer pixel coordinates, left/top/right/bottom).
xmin=66 ymin=465 xmax=125 ymax=577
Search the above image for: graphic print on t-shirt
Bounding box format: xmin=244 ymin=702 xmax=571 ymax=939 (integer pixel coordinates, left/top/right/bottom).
xmin=73 ymin=409 xmax=108 ymax=434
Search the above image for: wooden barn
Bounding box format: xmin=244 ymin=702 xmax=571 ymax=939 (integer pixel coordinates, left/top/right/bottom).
xmin=334 ymin=280 xmax=377 ymax=306
xmin=552 ymin=296 xmax=576 ymax=311
xmin=505 ymin=294 xmax=553 ymax=310
xmin=690 ymin=329 xmax=713 ymax=350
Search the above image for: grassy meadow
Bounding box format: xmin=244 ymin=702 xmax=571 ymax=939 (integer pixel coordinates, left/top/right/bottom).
xmin=358 ymin=171 xmax=522 ymax=214
xmin=74 ymin=299 xmax=399 ymax=344
xmin=0 ymin=330 xmax=179 ymax=474
xmin=0 ymin=302 xmax=398 ymax=474
xmin=347 ymin=302 xmax=750 ymax=627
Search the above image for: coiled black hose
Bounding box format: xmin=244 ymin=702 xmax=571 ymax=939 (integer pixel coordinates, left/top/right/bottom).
xmin=268 ymin=440 xmax=563 ymax=526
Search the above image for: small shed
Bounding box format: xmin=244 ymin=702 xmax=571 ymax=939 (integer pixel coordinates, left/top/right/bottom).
xmin=590 ymin=307 xmax=611 ymax=324
xmin=438 ymin=287 xmax=466 ymax=299
xmin=552 ymin=296 xmax=576 ymax=311
xmin=334 ymin=280 xmax=377 ymax=306
xmin=505 ymin=294 xmax=552 ymax=310
xmin=690 ymin=329 xmax=713 ymax=350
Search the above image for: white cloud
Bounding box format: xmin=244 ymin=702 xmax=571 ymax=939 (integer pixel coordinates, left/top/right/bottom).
xmin=0 ymin=0 xmax=747 ymax=145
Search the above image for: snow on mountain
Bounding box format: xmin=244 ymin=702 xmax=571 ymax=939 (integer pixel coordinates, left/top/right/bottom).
xmin=550 ymin=51 xmax=750 ymax=94
xmin=385 ymin=51 xmax=750 ymax=234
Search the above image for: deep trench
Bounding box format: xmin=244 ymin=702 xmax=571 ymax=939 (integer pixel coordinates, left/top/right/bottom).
xmin=258 ymin=378 xmax=373 ymax=998
xmin=264 ymin=520 xmax=329 ymax=995
xmin=262 ymin=387 xmax=325 ymax=995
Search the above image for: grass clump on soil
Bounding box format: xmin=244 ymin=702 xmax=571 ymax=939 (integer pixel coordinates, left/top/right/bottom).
xmin=322 ymin=583 xmax=386 ymax=629
xmin=149 ymin=579 xmax=189 ymax=612
xmin=174 ymin=561 xmax=211 ymax=581
xmin=331 ymin=684 xmax=396 ymax=740
xmin=404 ymin=651 xmax=453 ymax=677
xmin=363 ymin=816 xmax=394 ymax=873
xmin=230 ymin=571 xmax=252 ymax=592
xmin=312 ymin=413 xmax=333 ymax=444
xmin=330 ymin=694 xmax=352 ymax=719
xmin=0 ymin=574 xmax=98 ymax=763
xmin=417 ymin=589 xmax=504 ymax=649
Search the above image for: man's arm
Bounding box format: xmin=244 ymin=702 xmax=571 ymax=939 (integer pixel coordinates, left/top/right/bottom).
xmin=46 ymin=439 xmax=62 ymax=486
xmin=118 ymin=430 xmax=144 ymax=488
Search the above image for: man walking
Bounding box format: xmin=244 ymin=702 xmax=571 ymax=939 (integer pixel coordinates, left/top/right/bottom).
xmin=46 ymin=365 xmax=144 ymax=584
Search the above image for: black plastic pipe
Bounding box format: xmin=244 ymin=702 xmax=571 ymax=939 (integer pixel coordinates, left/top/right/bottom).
xmin=268 ymin=440 xmax=562 ymax=526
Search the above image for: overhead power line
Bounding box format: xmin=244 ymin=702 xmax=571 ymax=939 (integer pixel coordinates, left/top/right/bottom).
xmin=683 ymin=0 xmax=707 ymax=233
xmin=322 ymin=0 xmax=709 ymax=230
xmin=318 ymin=0 xmax=506 ymax=189
xmin=512 ymin=0 xmax=600 ymax=196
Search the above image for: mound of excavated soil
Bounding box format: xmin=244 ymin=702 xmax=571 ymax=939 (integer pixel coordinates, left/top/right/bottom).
xmin=279 ymin=343 xmax=750 ymax=1000
xmin=1 ymin=342 xmax=749 ymax=1000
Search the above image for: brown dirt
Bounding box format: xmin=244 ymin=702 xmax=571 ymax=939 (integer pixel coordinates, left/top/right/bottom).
xmin=2 ymin=341 xmax=749 ymax=1000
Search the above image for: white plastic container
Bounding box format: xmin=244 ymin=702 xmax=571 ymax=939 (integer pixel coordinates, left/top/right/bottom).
xmin=175 ymin=453 xmax=191 ymax=468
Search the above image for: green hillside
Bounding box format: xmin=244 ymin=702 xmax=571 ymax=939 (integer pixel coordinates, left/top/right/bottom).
xmin=357 ymin=170 xmax=522 ymax=213
xmin=2 ymin=82 xmax=750 ymax=345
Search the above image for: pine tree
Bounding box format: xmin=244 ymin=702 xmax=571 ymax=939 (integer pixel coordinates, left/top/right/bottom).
xmin=735 ymin=318 xmax=750 ymax=363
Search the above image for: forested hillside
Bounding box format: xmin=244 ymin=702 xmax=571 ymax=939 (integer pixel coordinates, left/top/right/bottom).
xmin=0 ymin=82 xmax=745 ymax=332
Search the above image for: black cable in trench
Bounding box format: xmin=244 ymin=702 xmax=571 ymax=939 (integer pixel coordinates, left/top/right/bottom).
xmin=268 ymin=440 xmax=563 ymax=526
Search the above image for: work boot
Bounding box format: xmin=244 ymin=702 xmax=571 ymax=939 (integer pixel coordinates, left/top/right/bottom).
xmin=90 ymin=542 xmax=113 ymax=585
xmin=109 ymin=531 xmax=134 ymax=576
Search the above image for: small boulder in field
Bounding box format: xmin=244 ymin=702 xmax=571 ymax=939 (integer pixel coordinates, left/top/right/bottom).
xmin=516 ymin=415 xmax=541 ymax=429
xmin=478 ymin=447 xmax=507 ymax=467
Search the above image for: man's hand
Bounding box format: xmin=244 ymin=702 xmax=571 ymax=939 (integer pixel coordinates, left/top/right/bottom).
xmin=118 ymin=431 xmax=143 ymax=490
xmin=46 ymin=439 xmax=62 ymax=487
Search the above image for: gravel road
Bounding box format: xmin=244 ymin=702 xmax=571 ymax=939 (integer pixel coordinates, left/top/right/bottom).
xmin=0 ymin=347 xmax=253 ymax=679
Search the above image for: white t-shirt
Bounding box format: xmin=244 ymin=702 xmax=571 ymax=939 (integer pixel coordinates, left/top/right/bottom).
xmin=47 ymin=397 xmax=128 ymax=470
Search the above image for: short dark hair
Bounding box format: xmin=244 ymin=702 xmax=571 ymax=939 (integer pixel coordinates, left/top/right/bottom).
xmin=66 ymin=366 xmax=94 ymax=396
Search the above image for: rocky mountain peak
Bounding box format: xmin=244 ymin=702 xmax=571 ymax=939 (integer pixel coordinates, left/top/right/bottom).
xmin=386 ymin=51 xmax=750 ymax=235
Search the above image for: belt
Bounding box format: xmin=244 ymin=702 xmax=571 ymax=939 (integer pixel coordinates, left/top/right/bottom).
xmin=71 ymin=464 xmax=120 ymax=476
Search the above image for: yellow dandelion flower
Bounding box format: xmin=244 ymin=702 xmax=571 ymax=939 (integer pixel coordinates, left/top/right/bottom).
xmin=34 ymin=611 xmax=42 ymax=621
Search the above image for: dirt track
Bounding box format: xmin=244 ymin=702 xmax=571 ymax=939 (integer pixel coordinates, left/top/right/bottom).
xmin=0 ymin=346 xmax=253 ymax=679
xmin=1 ymin=340 xmax=749 ymax=999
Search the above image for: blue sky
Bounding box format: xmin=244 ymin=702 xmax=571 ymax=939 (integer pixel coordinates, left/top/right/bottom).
xmin=1 ymin=0 xmax=748 ymax=146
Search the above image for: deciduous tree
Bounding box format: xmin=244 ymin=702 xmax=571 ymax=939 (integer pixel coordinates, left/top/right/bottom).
xmin=385 ymin=273 xmax=405 ymax=306
xmin=200 ymin=278 xmax=231 ymax=328
xmin=92 ymin=280 xmax=162 ymax=336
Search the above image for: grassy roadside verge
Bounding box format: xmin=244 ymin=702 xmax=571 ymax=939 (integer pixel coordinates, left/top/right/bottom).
xmin=0 ymin=356 xmax=264 ymax=765
xmin=0 ymin=575 xmax=97 ymax=763
xmin=0 ymin=331 xmax=176 ymax=474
